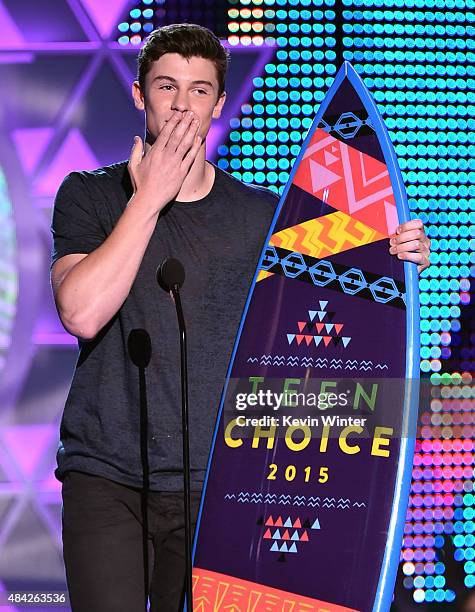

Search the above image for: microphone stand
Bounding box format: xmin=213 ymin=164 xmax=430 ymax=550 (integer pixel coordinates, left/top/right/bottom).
xmin=170 ymin=283 xmax=193 ymax=612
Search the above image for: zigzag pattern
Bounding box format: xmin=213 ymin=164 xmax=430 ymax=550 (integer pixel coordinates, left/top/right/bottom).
xmin=246 ymin=355 xmax=389 ymax=371
xmin=193 ymin=568 xmax=351 ymax=610
xmin=224 ymin=491 xmax=366 ymax=510
xmin=270 ymin=210 xmax=385 ymax=260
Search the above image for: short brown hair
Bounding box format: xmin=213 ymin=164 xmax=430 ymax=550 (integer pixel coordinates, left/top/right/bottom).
xmin=137 ymin=23 xmax=230 ymax=99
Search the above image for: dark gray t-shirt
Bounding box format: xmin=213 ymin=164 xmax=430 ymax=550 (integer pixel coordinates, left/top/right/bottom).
xmin=51 ymin=161 xmax=278 ymax=490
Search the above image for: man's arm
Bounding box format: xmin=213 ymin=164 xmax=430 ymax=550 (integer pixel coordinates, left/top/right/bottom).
xmin=51 ymin=110 xmax=201 ymax=341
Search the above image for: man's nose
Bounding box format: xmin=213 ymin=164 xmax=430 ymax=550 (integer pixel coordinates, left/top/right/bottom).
xmin=171 ymin=90 xmax=189 ymax=112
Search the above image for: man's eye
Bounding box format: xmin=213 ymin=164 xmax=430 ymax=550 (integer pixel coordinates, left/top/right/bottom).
xmin=160 ymin=85 xmax=174 ymax=91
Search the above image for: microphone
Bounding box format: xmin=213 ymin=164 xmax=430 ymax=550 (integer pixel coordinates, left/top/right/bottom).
xmin=157 ymin=257 xmax=185 ymax=293
xmin=156 ymin=257 xmax=193 ymax=612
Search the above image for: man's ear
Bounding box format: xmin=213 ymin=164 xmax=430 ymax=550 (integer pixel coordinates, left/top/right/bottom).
xmin=212 ymin=91 xmax=226 ymax=119
xmin=132 ymin=81 xmax=145 ymax=111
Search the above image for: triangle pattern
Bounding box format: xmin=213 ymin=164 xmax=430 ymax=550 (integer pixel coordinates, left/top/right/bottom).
xmin=311 ymin=518 xmax=321 ymax=530
xmin=284 ymin=517 xmax=293 ymax=528
xmin=0 ymin=2 xmax=24 ymax=46
xmin=273 ymin=185 xmax=340 ymax=234
xmin=270 ymin=541 xmax=279 ymax=552
xmin=324 ymin=150 xmax=339 ymax=166
xmin=3 ymin=503 xmax=64 ymax=575
xmin=80 ymin=0 xmax=131 ymax=39
xmin=1 ymin=425 xmax=56 ymax=479
xmin=12 ymin=127 xmax=54 ymax=175
xmin=309 ymin=158 xmax=341 ymax=192
xmin=34 ymin=128 xmax=100 ymax=196
xmin=288 ymin=543 xmax=298 ymax=553
xmin=286 ymin=300 xmax=352 ymax=352
xmin=384 ymin=200 xmax=399 ymax=236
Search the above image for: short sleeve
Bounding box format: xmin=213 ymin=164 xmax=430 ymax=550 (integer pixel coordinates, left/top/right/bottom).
xmin=51 ymin=172 xmax=106 ymax=267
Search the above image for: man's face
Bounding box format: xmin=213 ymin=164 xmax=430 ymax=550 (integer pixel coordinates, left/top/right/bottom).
xmin=133 ymin=53 xmax=226 ymax=145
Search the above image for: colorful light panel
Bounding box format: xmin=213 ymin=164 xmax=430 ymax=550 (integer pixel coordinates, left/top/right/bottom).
xmin=0 ymin=167 xmax=17 ymax=381
xmin=117 ymin=0 xmax=228 ymax=46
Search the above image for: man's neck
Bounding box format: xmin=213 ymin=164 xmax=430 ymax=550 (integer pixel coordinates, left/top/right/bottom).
xmin=175 ymin=146 xmax=215 ymax=202
xmin=143 ymin=141 xmax=215 ymax=203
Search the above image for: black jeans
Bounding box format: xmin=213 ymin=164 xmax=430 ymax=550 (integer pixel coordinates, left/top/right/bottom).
xmin=61 ymin=471 xmax=201 ymax=612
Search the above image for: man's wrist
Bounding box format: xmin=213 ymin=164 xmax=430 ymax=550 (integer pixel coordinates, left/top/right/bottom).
xmin=127 ymin=190 xmax=168 ymax=218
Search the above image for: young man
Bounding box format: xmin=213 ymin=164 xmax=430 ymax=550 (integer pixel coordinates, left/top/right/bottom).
xmin=51 ymin=23 xmax=430 ymax=612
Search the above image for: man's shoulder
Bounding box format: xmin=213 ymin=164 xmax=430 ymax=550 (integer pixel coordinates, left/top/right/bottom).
xmin=215 ymin=164 xmax=279 ymax=208
xmin=59 ymin=160 xmax=129 ymax=195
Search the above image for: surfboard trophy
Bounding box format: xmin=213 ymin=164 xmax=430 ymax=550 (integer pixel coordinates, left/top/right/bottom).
xmin=190 ymin=61 xmax=420 ymax=611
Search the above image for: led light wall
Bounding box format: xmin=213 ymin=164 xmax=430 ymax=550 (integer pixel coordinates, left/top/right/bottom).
xmin=114 ymin=0 xmax=473 ymax=603
xmin=338 ymin=0 xmax=473 ymax=604
xmin=117 ymin=0 xmax=228 ymax=46
xmin=219 ymin=0 xmax=338 ymax=192
xmin=215 ymin=0 xmax=474 ymax=604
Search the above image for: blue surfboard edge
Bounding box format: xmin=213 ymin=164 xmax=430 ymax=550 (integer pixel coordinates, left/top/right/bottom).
xmin=189 ymin=61 xmax=421 ymax=612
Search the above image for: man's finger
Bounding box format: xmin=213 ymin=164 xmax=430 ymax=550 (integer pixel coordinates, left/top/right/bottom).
xmin=390 ymin=228 xmax=423 ymax=245
xmin=167 ymin=112 xmax=196 ymax=152
xmin=181 ymin=134 xmax=202 ymax=171
xmin=389 ymin=239 xmax=423 ymax=255
xmin=154 ymin=111 xmax=184 ymax=150
xmin=396 ymin=251 xmax=425 ymax=264
xmin=176 ymin=119 xmax=200 ymax=158
xmin=128 ymin=136 xmax=143 ymax=169
xmin=395 ymin=218 xmax=424 ymax=234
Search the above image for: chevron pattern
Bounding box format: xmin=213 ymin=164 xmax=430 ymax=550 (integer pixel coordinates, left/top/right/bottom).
xmin=269 ymin=210 xmax=386 ymax=260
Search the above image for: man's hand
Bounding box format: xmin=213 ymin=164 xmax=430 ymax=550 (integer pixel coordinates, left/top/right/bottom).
xmin=389 ymin=218 xmax=431 ymax=274
xmin=128 ymin=110 xmax=202 ymax=211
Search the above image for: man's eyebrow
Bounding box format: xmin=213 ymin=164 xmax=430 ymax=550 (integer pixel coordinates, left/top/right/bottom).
xmin=152 ymin=75 xmax=214 ymax=88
